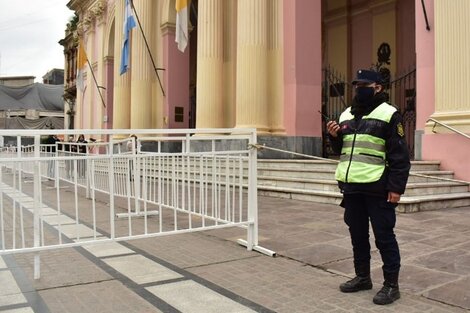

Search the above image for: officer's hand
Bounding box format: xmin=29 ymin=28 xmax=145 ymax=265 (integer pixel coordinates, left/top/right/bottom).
xmin=388 ymin=192 xmax=401 ymax=203
xmin=327 ymin=121 xmax=341 ymax=138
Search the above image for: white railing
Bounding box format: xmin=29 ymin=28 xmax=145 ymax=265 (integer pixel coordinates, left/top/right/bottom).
xmin=0 ymin=128 xmax=269 ymax=279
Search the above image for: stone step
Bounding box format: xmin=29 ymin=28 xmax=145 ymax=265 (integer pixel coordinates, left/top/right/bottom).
xmin=258 ymin=176 xmax=338 ymax=192
xmin=257 ymin=168 xmax=335 ymax=180
xmin=258 ymin=159 xmax=442 ymax=171
xmin=256 ymin=168 xmax=454 ymax=183
xmin=403 ymin=182 xmax=469 ymax=196
xmin=258 ymin=176 xmax=469 ymax=196
xmin=398 ymin=193 xmax=470 ymax=212
xmin=257 ymin=185 xmax=470 ymax=213
xmin=407 ymin=171 xmax=454 ymax=183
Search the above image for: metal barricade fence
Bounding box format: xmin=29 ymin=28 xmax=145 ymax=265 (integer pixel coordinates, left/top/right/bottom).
xmin=0 ymin=128 xmax=263 ymax=279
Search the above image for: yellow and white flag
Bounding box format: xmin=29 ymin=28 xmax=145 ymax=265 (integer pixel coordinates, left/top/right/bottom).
xmin=175 ymin=0 xmax=188 ymax=52
xmin=76 ymin=39 xmax=87 ymax=91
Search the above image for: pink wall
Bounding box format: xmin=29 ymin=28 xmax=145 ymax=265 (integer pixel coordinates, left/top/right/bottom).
xmin=283 ymin=0 xmax=322 ymax=137
xmin=415 ymin=0 xmax=435 ymax=130
xmin=105 ymin=59 xmax=114 ymax=129
xmin=162 ymin=31 xmax=190 ymax=129
xmin=422 ymin=134 xmax=470 ymax=181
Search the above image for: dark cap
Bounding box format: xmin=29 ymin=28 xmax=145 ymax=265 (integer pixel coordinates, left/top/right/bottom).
xmin=351 ymin=69 xmax=383 ymax=85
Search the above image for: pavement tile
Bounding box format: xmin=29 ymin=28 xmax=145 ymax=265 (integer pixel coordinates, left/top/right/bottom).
xmin=283 ymin=243 xmax=352 ymax=266
xmin=399 ymin=242 xmax=440 ymax=260
xmin=147 ymin=280 xmax=255 ymax=313
xmin=130 ymin=232 xmax=257 ymax=269
xmin=424 ymin=277 xmax=470 ymax=310
xmin=260 ymin=230 xmax=343 ymax=253
xmin=410 ymin=249 xmax=470 ymax=275
xmin=2 ymin=177 xmax=470 ymax=313
xmin=396 ymin=230 xmax=429 ymax=244
xmin=0 ymin=308 xmax=34 ymax=313
xmin=417 ymin=233 xmax=470 ymax=249
xmin=12 ymin=249 xmax=111 ymax=290
xmin=83 ymin=241 xmax=135 ymax=258
xmin=0 ymin=293 xmax=28 ymax=306
xmin=39 ymin=280 xmax=163 ymax=313
xmin=0 ymin=271 xmax=23 ymax=296
xmin=0 ymin=257 xmax=6 ymax=269
xmin=378 ymin=264 xmax=460 ymax=295
xmin=101 ymin=254 xmax=182 ymax=284
xmin=188 ymin=255 xmax=464 ymax=313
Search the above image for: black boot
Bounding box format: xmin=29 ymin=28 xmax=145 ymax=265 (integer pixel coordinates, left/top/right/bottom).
xmin=339 ymin=263 xmax=372 ymax=293
xmin=373 ymin=272 xmax=400 ymax=305
xmin=340 ymin=275 xmax=373 ymax=293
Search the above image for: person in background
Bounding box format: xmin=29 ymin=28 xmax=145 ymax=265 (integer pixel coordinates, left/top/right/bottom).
xmin=127 ymin=135 xmax=138 ymax=181
xmin=76 ymin=134 xmax=87 ymax=178
xmin=326 ymin=69 xmax=411 ymax=305
xmin=45 ymin=134 xmax=60 ymax=178
xmin=65 ymin=135 xmax=74 ymax=179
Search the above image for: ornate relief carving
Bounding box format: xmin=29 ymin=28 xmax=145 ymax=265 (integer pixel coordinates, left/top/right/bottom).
xmin=76 ymin=0 xmax=107 ymax=33
xmin=76 ymin=22 xmax=85 ymax=36
xmin=91 ymin=0 xmax=107 ymax=22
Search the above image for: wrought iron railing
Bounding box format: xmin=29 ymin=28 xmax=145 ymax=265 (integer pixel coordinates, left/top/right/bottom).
xmin=389 ymin=68 xmax=416 ymax=159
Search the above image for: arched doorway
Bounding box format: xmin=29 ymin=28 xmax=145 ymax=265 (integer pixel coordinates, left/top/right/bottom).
xmin=321 ymin=0 xmax=416 ymax=159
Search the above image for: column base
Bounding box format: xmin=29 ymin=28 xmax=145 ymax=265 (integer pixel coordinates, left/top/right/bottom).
xmin=256 ymin=135 xmax=322 ymax=159
xmin=140 ymin=135 xmax=322 ymax=159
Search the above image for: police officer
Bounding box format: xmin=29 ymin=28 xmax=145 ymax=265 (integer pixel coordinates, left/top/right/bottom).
xmin=326 ymin=69 xmax=410 ymax=305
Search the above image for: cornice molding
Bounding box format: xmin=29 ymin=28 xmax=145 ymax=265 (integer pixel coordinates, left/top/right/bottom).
xmin=75 ymin=0 xmax=107 ymax=36
xmin=67 ymin=0 xmax=95 ymax=11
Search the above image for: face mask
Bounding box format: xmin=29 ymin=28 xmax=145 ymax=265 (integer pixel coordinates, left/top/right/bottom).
xmin=355 ymin=86 xmax=375 ymax=103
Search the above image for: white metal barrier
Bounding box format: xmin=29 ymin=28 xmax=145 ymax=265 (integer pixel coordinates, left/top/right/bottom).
xmin=0 ymin=129 xmax=271 ymax=279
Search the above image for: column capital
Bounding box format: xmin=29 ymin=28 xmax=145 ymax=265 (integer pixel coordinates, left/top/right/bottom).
xmin=161 ymin=22 xmax=176 ymax=36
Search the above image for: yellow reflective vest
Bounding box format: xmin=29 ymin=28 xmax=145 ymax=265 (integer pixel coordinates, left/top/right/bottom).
xmin=335 ymin=102 xmax=397 ymax=183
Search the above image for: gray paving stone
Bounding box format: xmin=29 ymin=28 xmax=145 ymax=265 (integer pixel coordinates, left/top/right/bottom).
xmin=0 ymin=308 xmax=34 ymax=313
xmin=284 ymin=243 xmax=352 ymax=266
xmin=424 ymin=277 xmax=470 ymax=310
xmin=2 ymin=176 xmax=469 ymax=312
xmin=410 ymin=249 xmax=470 ymax=275
xmin=102 ymin=254 xmax=182 ymax=284
xmin=39 ymin=280 xmax=163 ymax=313
xmin=147 ymin=280 xmax=255 ymax=313
xmin=377 ymin=264 xmax=460 ymax=295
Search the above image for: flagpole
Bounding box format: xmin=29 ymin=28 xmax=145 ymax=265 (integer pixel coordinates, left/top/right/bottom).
xmin=129 ymin=0 xmax=166 ymax=97
xmin=86 ymin=59 xmax=107 ymax=108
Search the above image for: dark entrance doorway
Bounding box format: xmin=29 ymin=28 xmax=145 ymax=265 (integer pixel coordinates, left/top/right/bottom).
xmin=188 ymin=0 xmax=198 ymax=128
xmin=321 ymin=67 xmax=416 ymax=160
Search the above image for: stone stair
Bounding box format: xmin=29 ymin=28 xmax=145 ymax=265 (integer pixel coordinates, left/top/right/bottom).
xmin=257 ymin=159 xmax=470 ymax=213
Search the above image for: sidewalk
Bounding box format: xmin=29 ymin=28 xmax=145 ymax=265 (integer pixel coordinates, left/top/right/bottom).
xmin=1 ymin=190 xmax=469 ymax=312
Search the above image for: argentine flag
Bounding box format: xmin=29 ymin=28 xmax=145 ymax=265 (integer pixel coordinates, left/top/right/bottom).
xmin=120 ymin=0 xmax=136 ymax=75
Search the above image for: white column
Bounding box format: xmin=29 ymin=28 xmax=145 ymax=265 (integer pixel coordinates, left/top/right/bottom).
xmin=130 ymin=0 xmax=155 ymax=129
xmin=268 ymin=0 xmax=284 ymax=134
xmin=196 ymin=0 xmax=224 ymax=129
xmin=113 ymin=0 xmax=131 ymax=130
xmin=235 ymin=0 xmax=269 ymax=133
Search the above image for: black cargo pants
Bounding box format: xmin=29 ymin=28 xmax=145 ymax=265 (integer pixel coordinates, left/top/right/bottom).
xmin=342 ymin=193 xmax=400 ymax=276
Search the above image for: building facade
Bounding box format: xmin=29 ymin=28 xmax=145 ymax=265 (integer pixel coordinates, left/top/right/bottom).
xmin=0 ymin=76 xmax=35 ymax=87
xmin=42 ymin=69 xmax=65 ymax=85
xmin=64 ymin=0 xmax=470 ymax=181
